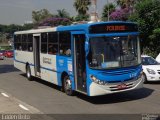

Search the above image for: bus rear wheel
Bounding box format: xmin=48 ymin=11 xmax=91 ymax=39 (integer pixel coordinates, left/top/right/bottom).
xmin=26 ymin=65 xmax=32 ymax=81
xmin=63 ymin=76 xmax=74 ymax=96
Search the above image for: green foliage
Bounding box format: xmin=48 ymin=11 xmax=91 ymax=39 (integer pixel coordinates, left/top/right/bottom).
xmin=55 ymin=9 xmax=70 ymax=18
xmin=73 ymin=0 xmax=91 ymax=21
xmin=73 ymin=0 xmax=91 ymax=15
xmin=0 ymin=46 xmax=12 ymax=50
xmin=102 ymin=0 xmax=137 ymax=21
xmin=0 ymin=24 xmax=34 ymax=33
xmin=32 ymin=9 xmax=72 ymax=27
xmin=32 ymin=9 xmax=53 ymax=25
xmin=117 ymin=0 xmax=135 ymax=9
xmin=148 ymin=28 xmax=160 ymax=57
xmin=22 ymin=23 xmax=34 ymax=30
xmin=74 ymin=14 xmax=89 ymax=22
xmin=73 ymin=0 xmax=90 ymax=22
xmin=101 ymin=3 xmax=116 ymax=21
xmin=39 ymin=18 xmax=72 ymax=26
xmin=142 ymin=47 xmax=158 ymax=58
xmin=0 ymin=24 xmax=34 ymax=44
xmin=0 ymin=24 xmax=20 ymax=33
xmin=129 ymin=0 xmax=160 ymax=57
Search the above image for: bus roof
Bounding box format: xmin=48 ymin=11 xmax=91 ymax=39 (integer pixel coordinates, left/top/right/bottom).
xmin=14 ymin=21 xmax=137 ymax=34
xmin=14 ymin=27 xmax=57 ymax=34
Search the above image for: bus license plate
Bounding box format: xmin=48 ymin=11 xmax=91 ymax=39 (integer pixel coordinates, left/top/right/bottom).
xmin=117 ymin=84 xmax=127 ymax=89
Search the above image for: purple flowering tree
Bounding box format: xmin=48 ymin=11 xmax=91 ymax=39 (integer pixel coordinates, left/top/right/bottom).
xmin=109 ymin=0 xmax=136 ymax=21
xmin=110 ymin=8 xmax=129 ymax=21
xmin=39 ymin=17 xmax=72 ymax=27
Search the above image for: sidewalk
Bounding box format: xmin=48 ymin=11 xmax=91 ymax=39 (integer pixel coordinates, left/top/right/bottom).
xmin=0 ymin=90 xmax=56 ymax=120
xmin=0 ymin=90 xmax=41 ymax=114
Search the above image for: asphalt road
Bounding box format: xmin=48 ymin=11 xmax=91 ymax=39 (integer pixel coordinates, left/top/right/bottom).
xmin=0 ymin=59 xmax=160 ymax=114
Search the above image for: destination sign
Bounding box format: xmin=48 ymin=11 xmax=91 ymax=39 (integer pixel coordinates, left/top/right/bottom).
xmin=89 ymin=23 xmax=138 ymax=34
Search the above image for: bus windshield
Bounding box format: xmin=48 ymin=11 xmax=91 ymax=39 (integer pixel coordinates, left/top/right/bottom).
xmin=88 ymin=36 xmax=141 ymax=69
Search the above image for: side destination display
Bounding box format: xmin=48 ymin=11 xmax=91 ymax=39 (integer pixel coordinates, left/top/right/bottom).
xmin=89 ymin=23 xmax=138 ymax=34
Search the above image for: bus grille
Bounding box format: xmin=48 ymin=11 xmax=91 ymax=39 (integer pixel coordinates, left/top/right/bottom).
xmin=108 ymin=78 xmax=138 ymax=91
xmin=107 ymin=78 xmax=135 ymax=83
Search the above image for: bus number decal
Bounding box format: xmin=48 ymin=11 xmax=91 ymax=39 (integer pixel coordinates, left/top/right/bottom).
xmin=130 ymin=73 xmax=137 ymax=78
xmin=59 ymin=59 xmax=64 ymax=66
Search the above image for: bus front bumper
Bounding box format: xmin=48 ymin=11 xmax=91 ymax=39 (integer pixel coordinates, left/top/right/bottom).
xmin=89 ymin=77 xmax=144 ymax=96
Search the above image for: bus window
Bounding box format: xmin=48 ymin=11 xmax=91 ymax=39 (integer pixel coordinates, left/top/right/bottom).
xmin=48 ymin=32 xmax=58 ymax=55
xmin=59 ymin=32 xmax=71 ymax=56
xmin=41 ymin=33 xmax=48 ymax=53
xmin=28 ymin=34 xmax=33 ymax=52
xmin=22 ymin=34 xmax=27 ymax=51
xmin=14 ymin=35 xmax=18 ymax=50
xmin=48 ymin=44 xmax=58 ymax=55
xmin=48 ymin=32 xmax=58 ymax=43
xmin=14 ymin=35 xmax=22 ymax=50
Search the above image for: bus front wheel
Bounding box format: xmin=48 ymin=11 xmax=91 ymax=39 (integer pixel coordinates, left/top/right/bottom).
xmin=26 ymin=65 xmax=32 ymax=81
xmin=63 ymin=76 xmax=74 ymax=96
xmin=142 ymin=73 xmax=148 ymax=84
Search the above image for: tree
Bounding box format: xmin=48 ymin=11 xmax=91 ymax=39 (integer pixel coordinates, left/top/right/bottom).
xmin=117 ymin=0 xmax=135 ymax=9
xmin=108 ymin=0 xmax=138 ymax=21
xmin=22 ymin=23 xmax=34 ymax=30
xmin=111 ymin=0 xmax=137 ymax=21
xmin=73 ymin=0 xmax=91 ymax=21
xmin=0 ymin=23 xmax=35 ymax=44
xmin=38 ymin=9 xmax=72 ymax=26
xmin=101 ymin=3 xmax=116 ymax=21
xmin=55 ymin=9 xmax=70 ymax=18
xmin=110 ymin=8 xmax=129 ymax=21
xmin=4 ymin=24 xmax=23 ymax=33
xmin=73 ymin=0 xmax=91 ymax=15
xmin=39 ymin=18 xmax=72 ymax=27
xmin=32 ymin=9 xmax=53 ymax=25
xmin=129 ymin=0 xmax=160 ymax=57
xmin=148 ymin=28 xmax=160 ymax=57
xmin=74 ymin=14 xmax=90 ymax=21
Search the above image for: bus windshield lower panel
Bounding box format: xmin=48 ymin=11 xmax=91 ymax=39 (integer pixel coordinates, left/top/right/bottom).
xmin=88 ymin=35 xmax=141 ymax=69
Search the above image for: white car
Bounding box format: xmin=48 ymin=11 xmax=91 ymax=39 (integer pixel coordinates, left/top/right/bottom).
xmin=156 ymin=53 xmax=160 ymax=63
xmin=141 ymin=55 xmax=160 ymax=83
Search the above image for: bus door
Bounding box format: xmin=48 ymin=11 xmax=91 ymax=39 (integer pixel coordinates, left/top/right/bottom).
xmin=33 ymin=34 xmax=40 ymax=77
xmin=72 ymin=32 xmax=87 ymax=93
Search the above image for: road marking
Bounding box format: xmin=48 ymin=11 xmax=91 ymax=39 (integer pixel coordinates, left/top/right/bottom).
xmin=1 ymin=93 xmax=9 ymax=97
xmin=18 ymin=104 xmax=29 ymax=111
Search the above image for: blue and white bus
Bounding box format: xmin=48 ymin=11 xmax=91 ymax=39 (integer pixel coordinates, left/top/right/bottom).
xmin=14 ymin=21 xmax=143 ymax=96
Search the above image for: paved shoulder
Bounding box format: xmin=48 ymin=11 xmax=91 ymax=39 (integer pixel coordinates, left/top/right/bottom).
xmin=0 ymin=89 xmax=42 ymax=114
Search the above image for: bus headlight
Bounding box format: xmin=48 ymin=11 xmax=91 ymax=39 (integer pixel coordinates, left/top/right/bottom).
xmin=90 ymin=75 xmax=107 ymax=85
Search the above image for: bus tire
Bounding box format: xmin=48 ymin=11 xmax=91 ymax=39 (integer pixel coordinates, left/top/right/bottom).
xmin=26 ymin=65 xmax=32 ymax=81
xmin=63 ymin=75 xmax=74 ymax=96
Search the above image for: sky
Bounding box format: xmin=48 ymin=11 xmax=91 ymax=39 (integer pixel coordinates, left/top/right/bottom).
xmin=0 ymin=0 xmax=115 ymax=25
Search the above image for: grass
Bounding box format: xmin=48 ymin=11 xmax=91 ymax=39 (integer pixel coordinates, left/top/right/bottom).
xmin=0 ymin=45 xmax=13 ymax=50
